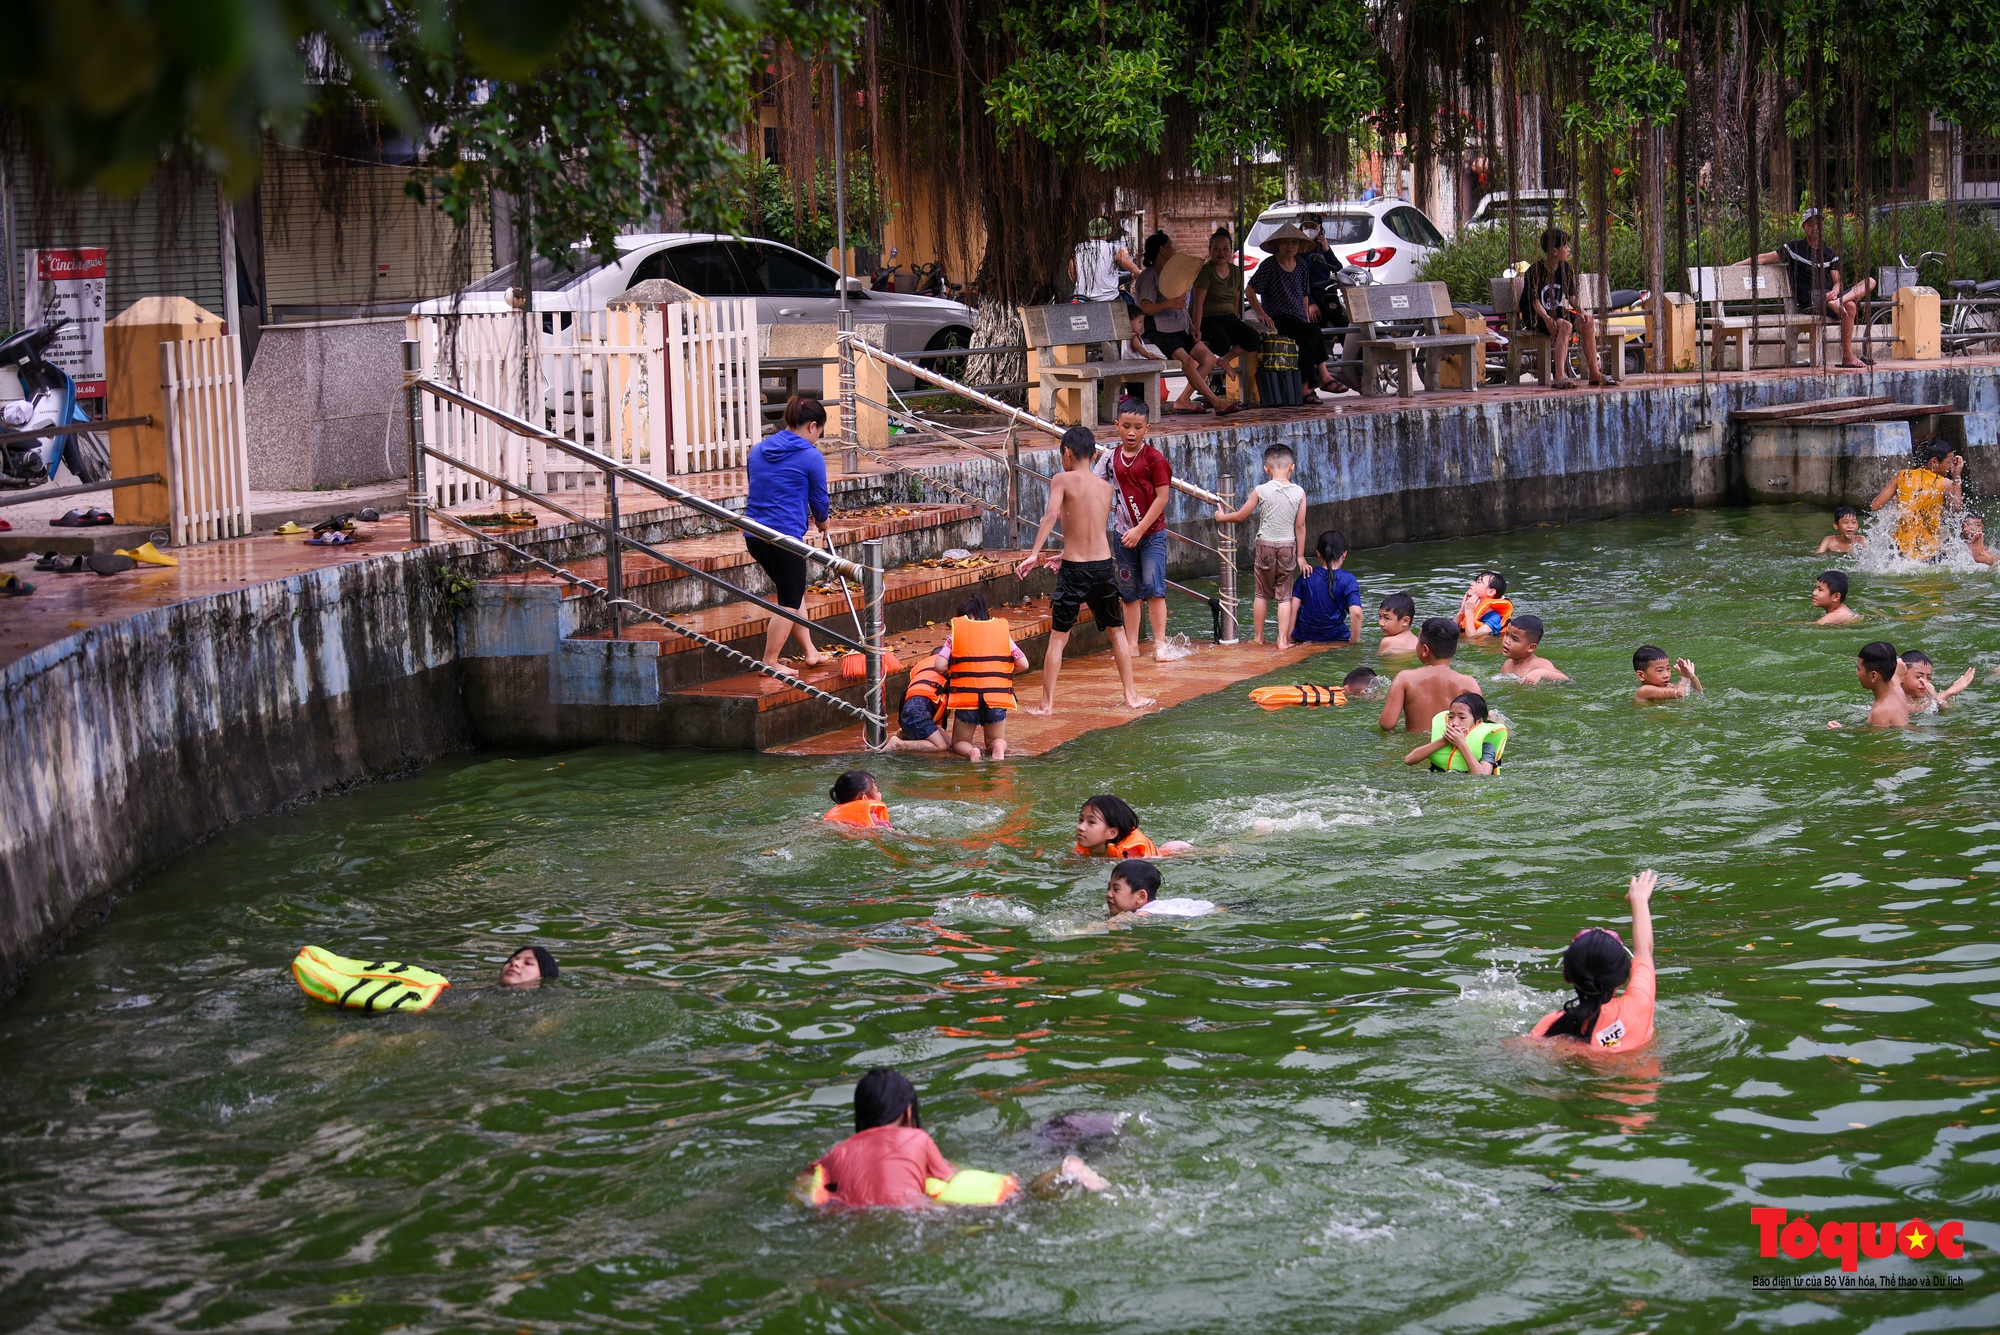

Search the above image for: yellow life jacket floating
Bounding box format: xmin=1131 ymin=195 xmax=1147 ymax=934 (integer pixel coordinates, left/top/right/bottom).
xmin=1248 ymin=683 xmax=1348 ymax=710
xmin=805 ymin=1164 xmax=1020 ymax=1207
xmin=292 ymin=946 xmax=450 ymax=1013
xmin=1427 ymin=710 xmax=1509 ymax=772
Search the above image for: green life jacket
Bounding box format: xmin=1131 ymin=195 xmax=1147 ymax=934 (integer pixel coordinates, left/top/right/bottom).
xmin=1428 ymin=710 xmax=1509 ymax=772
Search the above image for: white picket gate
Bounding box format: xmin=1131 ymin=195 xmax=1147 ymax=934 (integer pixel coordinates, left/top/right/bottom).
xmin=407 ymin=297 xmax=759 ymax=506
xmin=159 ymin=334 xmax=253 ymax=545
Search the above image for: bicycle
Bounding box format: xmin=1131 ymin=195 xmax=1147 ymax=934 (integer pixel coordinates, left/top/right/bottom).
xmin=1875 ymin=251 xmax=2000 ymax=355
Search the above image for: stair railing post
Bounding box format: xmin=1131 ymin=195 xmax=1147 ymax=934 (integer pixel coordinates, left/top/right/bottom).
xmin=1006 ymin=420 xmax=1022 ymax=547
xmin=604 ymin=468 xmax=623 ymax=639
xmin=1216 ymin=471 xmax=1239 ymax=644
xmin=401 ymin=338 xmax=430 ymax=543
xmin=838 ymin=313 xmax=858 ymax=476
xmin=863 ymin=536 xmax=886 ymax=748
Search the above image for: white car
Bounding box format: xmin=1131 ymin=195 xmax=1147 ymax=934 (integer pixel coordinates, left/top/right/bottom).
xmin=415 ymin=233 xmax=976 ymax=391
xmin=1241 ymin=199 xmax=1448 ymax=287
xmin=1466 ymin=190 xmax=1573 ymax=233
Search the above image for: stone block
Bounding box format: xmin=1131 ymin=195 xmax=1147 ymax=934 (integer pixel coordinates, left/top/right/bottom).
xmin=551 ymin=637 xmax=661 ymax=707
xmin=243 ymin=317 xmax=407 ymax=489
xmin=460 ymin=584 xmax=564 ymax=658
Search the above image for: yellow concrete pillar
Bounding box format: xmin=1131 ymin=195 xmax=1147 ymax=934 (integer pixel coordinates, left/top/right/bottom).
xmin=106 ymin=296 xmax=225 ymax=526
xmin=1645 ymin=293 xmax=1697 ymax=372
xmin=1894 ymin=285 xmax=1940 ymax=361
xmin=1441 ymin=310 xmax=1487 ymax=386
xmin=820 ymin=326 xmax=889 ymax=452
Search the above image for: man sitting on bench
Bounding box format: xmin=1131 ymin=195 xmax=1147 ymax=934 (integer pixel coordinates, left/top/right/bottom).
xmin=1523 ymin=227 xmax=1603 ymax=389
xmin=1739 ymin=207 xmax=1875 ymax=370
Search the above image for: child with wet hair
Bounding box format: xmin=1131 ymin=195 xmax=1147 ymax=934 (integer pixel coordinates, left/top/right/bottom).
xmin=805 ymin=1068 xmax=1104 ymax=1207
xmin=1376 ymin=592 xmax=1419 ymax=655
xmin=1073 ymin=794 xmax=1193 ymax=857
xmin=1816 ymin=505 xmax=1867 ymax=555
xmin=1497 ymin=614 xmax=1569 ymax=683
xmin=1962 ymin=514 xmax=1999 ymax=566
xmin=1104 ymin=858 xmax=1217 ymax=918
xmin=1813 ymin=569 xmax=1860 ymax=625
xmin=1529 ymin=870 xmax=1657 ymax=1051
xmin=1897 ymin=649 xmax=1975 ymax=713
xmin=1829 ymin=640 xmax=1912 ymax=730
xmin=1342 ymin=666 xmax=1381 ymax=695
xmin=823 ymin=770 xmax=891 ymax=829
xmin=500 ymin=945 xmax=560 ymax=987
xmin=1403 ymin=690 xmax=1506 ymax=775
xmin=1632 ymin=645 xmax=1701 ymax=702
xmin=1457 ymin=570 xmax=1511 ymax=640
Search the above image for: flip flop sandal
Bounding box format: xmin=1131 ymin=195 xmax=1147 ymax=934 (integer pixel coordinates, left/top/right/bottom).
xmin=49 ymin=509 xmax=87 ymax=528
xmin=0 ymin=518 xmax=11 ymax=531
xmin=272 ymin=521 xmax=309 ymax=535
xmin=87 ymin=552 xmax=136 ymax=576
xmin=116 ymin=542 xmax=178 ymax=567
xmin=80 ymin=508 xmax=114 ymax=526
xmin=358 ymin=507 xmax=381 ymax=522
xmin=33 ymin=552 xmax=67 ymax=571
xmin=0 ymin=572 xmax=34 ymax=596
xmin=305 ymin=531 xmax=356 ymax=547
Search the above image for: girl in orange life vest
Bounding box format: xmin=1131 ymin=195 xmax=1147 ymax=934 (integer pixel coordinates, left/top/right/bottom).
xmin=1456 ymin=570 xmax=1513 ymax=641
xmin=938 ymin=593 xmax=1028 ymax=762
xmin=1529 ymin=870 xmax=1659 ymax=1052
xmin=823 ymin=770 xmax=892 ymax=829
xmin=881 ymin=656 xmax=953 ymax=754
xmin=1073 ymin=794 xmax=1194 ymax=857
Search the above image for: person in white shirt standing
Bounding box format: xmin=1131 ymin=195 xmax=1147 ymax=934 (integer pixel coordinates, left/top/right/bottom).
xmin=1213 ymin=443 xmax=1308 ymax=648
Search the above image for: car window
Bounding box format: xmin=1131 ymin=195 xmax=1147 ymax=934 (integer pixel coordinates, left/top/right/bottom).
xmin=626 ymin=249 xmax=677 ymax=288
xmin=1391 ymin=208 xmax=1447 ymax=247
xmin=742 ymin=243 xmax=838 ymax=295
xmin=1319 ymin=215 xmax=1374 ymax=245
xmin=659 ymin=243 xmax=752 ymax=296
xmin=467 ymin=251 xmax=600 ymax=294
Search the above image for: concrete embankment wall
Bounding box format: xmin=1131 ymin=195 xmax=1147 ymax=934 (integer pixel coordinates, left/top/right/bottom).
xmin=942 ymin=366 xmax=2000 ymax=567
xmin=0 ymin=549 xmax=473 ymax=996
xmin=4 ymin=364 xmax=1999 ymax=996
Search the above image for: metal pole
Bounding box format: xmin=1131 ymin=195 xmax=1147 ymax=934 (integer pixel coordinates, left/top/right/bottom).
xmin=1005 ymin=421 xmax=1021 ymax=548
xmin=401 ymin=339 xmax=430 ymax=542
xmin=832 ymin=55 xmax=858 ymax=476
xmin=1215 ymin=472 xmax=1239 ymax=644
xmin=605 ymin=469 xmax=623 ymax=638
xmin=863 ymin=537 xmax=886 ymax=749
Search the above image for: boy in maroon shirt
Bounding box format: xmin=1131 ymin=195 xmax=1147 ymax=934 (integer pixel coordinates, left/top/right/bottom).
xmin=1107 ymin=401 xmax=1183 ymax=661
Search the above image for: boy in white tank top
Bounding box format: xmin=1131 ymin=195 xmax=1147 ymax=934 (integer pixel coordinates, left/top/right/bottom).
xmin=1213 ymin=444 xmax=1308 ymax=648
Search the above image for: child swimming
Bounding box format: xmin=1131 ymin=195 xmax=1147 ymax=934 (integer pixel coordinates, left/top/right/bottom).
xmin=1828 ymin=640 xmax=1910 ymax=730
xmin=1496 ymin=614 xmax=1568 ymax=683
xmin=1403 ymin=691 xmax=1506 ymax=775
xmin=1962 ymin=514 xmax=1999 ymax=566
xmin=803 ymin=1068 xmax=1107 ymax=1207
xmin=1814 ymin=505 xmax=1866 ymax=555
xmin=1456 ymin=571 xmax=1512 ymax=641
xmin=500 ymin=946 xmax=560 ymax=988
xmin=1343 ymin=666 xmax=1381 ymax=696
xmin=1104 ymin=858 xmax=1217 ymax=918
xmin=1898 ymin=650 xmax=1975 ymax=713
xmin=1812 ymin=569 xmax=1860 ymax=625
xmin=1379 ymin=618 xmax=1481 ymax=733
xmin=1074 ymin=794 xmax=1193 ymax=857
xmin=1528 ymin=869 xmax=1657 ymax=1052
xmin=1631 ymin=645 xmax=1701 ymax=703
xmin=1376 ymin=592 xmax=1419 ymax=655
xmin=824 ymin=770 xmax=892 ymax=828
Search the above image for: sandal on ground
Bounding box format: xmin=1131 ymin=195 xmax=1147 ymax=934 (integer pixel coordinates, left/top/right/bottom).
xmin=1211 ymin=400 xmax=1243 ymax=417
xmin=0 ymin=572 xmax=33 ymax=596
xmin=49 ymin=509 xmax=88 ymax=527
xmin=87 ymin=552 xmax=135 ymax=576
xmin=33 ymin=552 xmax=67 ymax=571
xmin=306 ymin=531 xmax=356 ymax=546
xmin=1838 ymin=359 xmax=1871 ymax=370
xmin=79 ymin=508 xmax=113 ymax=526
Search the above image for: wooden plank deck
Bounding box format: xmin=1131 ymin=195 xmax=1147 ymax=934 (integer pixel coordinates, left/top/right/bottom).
xmin=774 ymin=637 xmax=1349 ymax=758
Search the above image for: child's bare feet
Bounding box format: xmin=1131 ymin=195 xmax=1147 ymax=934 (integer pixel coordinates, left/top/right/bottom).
xmin=1275 ymin=639 xmax=1294 ymax=651
xmin=1124 ymin=692 xmax=1156 ymax=710
xmin=1025 ymin=700 xmax=1055 ymax=716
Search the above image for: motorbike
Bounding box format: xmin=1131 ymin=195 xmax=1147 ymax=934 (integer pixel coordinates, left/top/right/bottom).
xmin=0 ymin=319 xmax=110 ymax=489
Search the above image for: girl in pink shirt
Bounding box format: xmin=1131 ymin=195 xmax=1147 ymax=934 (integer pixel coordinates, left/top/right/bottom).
xmin=1530 ymin=870 xmax=1658 ymax=1052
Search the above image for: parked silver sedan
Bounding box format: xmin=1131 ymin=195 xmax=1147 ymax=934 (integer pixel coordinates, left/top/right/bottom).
xmin=415 ymin=232 xmax=976 ymax=392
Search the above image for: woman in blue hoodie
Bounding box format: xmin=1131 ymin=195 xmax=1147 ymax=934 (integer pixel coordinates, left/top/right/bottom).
xmin=745 ymin=396 xmax=833 ymax=670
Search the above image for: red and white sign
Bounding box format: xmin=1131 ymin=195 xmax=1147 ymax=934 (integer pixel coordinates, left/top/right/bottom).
xmin=24 ymin=248 xmax=108 ymax=399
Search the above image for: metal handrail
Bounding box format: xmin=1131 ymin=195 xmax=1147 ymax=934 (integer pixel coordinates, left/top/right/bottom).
xmin=412 ymin=374 xmax=866 ymax=583
xmin=842 ymin=333 xmax=1225 ymax=506
xmin=413 ymin=441 xmax=873 ymax=657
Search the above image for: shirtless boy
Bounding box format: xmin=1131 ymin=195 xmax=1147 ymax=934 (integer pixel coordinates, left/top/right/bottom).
xmin=1962 ymin=514 xmax=1999 ymax=566
xmin=1378 ymin=617 xmax=1481 ymax=733
xmin=1017 ymin=428 xmax=1154 ymax=713
xmin=1632 ymin=645 xmax=1702 ymax=702
xmin=1376 ymin=592 xmax=1420 ymax=656
xmin=1897 ymin=649 xmax=1974 ymax=713
xmin=1815 ymin=505 xmax=1866 ymax=555
xmin=1813 ymin=569 xmax=1860 ymax=625
xmin=1497 ymin=614 xmax=1569 ymax=683
xmin=1828 ymin=640 xmax=1911 ymax=729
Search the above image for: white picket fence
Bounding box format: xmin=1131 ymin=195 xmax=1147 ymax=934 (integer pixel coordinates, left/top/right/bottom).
xmin=407 ymin=298 xmax=760 ymax=509
xmin=159 ymin=334 xmax=253 ymax=545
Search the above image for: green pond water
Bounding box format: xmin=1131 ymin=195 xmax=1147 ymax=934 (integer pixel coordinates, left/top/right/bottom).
xmin=5 ymin=505 xmax=2000 ymax=1334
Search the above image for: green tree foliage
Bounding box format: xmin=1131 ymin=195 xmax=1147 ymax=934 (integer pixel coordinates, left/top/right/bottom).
xmin=1524 ymin=0 xmax=1683 ymax=140
xmin=750 ymin=153 xmax=891 ymax=260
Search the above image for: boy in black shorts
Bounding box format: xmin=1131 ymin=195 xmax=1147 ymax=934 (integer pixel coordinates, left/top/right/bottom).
xmin=1016 ymin=428 xmax=1155 ymax=714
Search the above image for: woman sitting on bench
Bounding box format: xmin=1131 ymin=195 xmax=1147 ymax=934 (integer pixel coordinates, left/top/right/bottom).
xmin=1246 ymin=222 xmax=1335 ymax=404
xmin=1523 ymin=227 xmax=1603 ymax=389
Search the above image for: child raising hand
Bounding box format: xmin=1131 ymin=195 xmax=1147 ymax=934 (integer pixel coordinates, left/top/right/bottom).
xmin=1530 ymin=870 xmax=1658 ymax=1052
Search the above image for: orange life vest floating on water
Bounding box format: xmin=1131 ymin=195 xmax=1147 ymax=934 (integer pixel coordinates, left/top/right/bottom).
xmin=1458 ymin=598 xmax=1513 ymax=634
xmin=1076 ymin=828 xmax=1161 ymax=858
xmin=903 ymin=660 xmax=948 ymax=723
xmin=944 ymin=616 xmax=1019 ymax=712
xmin=1248 ymin=684 xmax=1348 ymax=709
xmin=824 ymin=798 xmax=892 ymax=829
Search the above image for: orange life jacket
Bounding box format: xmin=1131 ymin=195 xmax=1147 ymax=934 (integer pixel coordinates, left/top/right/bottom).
xmin=824 ymin=798 xmax=891 ymax=829
xmin=943 ymin=616 xmax=1019 ymax=711
xmin=903 ymin=660 xmax=948 ymax=723
xmin=1075 ymin=828 xmax=1160 ymax=858
xmin=1458 ymin=598 xmax=1514 ymax=634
